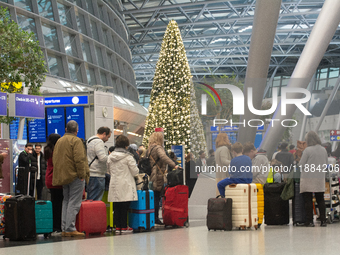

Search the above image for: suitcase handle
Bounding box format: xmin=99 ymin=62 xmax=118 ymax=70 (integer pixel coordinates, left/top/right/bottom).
xmin=36 ymin=201 xmax=47 ymax=205
xmin=228 ymin=184 xmax=237 ymax=188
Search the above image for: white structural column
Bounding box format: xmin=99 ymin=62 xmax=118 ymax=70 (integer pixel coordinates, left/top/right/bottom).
xmin=260 ymin=0 xmax=340 ymax=158
xmin=237 ymin=0 xmax=281 ymax=144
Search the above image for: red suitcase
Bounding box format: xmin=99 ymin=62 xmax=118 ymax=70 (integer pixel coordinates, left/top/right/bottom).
xmin=162 ymin=185 xmax=189 ymax=227
xmin=76 ymin=200 xmax=107 ymax=237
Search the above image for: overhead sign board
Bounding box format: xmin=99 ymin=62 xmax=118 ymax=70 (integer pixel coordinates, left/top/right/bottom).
xmin=45 ymin=96 xmax=88 ymax=106
xmin=210 ymin=125 xmax=264 ymax=132
xmin=8 ymin=94 xmax=45 ymax=118
xmin=0 ymin=92 xmax=7 ymax=116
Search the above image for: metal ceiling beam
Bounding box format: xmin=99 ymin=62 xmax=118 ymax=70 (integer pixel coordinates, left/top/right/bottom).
xmin=122 ymin=0 xmax=234 ymax=14
xmin=131 ymin=40 xmax=340 ymax=57
xmin=130 ymin=27 xmax=338 ymax=46
xmin=128 ymin=10 xmax=321 ymax=32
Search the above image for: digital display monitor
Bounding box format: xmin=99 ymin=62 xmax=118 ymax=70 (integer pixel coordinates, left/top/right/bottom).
xmin=66 ymin=106 xmax=85 ymax=140
xmin=46 ymin=107 xmax=65 ymax=137
xmin=10 ymin=118 xmax=27 ymax=140
xmin=28 ymin=118 xmax=46 ymax=143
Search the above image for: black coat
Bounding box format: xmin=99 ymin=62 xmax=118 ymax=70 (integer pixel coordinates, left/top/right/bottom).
xmin=275 ymin=149 xmax=295 ymax=170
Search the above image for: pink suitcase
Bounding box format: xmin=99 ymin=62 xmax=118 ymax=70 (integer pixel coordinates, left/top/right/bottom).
xmin=76 ymin=200 xmax=107 ymax=236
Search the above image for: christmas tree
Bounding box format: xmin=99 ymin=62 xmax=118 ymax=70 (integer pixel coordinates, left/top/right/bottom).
xmin=190 ymin=80 xmax=207 ymax=158
xmin=142 ymin=20 xmax=192 ymax=153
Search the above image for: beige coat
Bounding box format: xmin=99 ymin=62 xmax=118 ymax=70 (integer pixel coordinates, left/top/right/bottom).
xmin=215 ymin=146 xmax=232 ymax=196
xmin=149 ymin=145 xmax=176 ymax=192
xmin=107 ymin=148 xmax=139 ymax=202
xmin=299 ymin=144 xmax=328 ymax=193
xmin=52 ymin=133 xmax=89 ymax=186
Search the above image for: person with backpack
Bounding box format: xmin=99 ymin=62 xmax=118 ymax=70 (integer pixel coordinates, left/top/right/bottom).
xmin=147 ymin=132 xmax=179 ymax=225
xmin=86 ymin=127 xmax=112 ymax=201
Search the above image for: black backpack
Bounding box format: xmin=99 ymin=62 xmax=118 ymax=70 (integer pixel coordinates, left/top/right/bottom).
xmin=138 ymin=146 xmax=159 ymax=176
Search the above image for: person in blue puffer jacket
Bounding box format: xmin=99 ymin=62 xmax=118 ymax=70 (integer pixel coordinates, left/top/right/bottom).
xmin=217 ymin=142 xmax=253 ymax=197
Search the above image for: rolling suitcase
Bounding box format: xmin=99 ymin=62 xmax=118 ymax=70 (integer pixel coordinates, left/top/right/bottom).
xmin=162 ymin=185 xmax=189 ymax=227
xmin=129 ymin=190 xmax=155 ymax=232
xmin=0 ymin=195 xmax=12 ymax=235
xmin=35 ymin=200 xmax=53 ymax=237
xmin=207 ymin=197 xmax=232 ymax=231
xmin=76 ymin=200 xmax=107 ymax=237
xmin=256 ymin=183 xmax=264 ymax=225
xmin=264 ymin=182 xmax=289 ymax=225
xmin=292 ymin=182 xmax=305 ymax=225
xmin=102 ymin=191 xmax=114 ymax=231
xmin=4 ymin=166 xmax=36 ymax=241
xmin=224 ymin=183 xmax=258 ymax=229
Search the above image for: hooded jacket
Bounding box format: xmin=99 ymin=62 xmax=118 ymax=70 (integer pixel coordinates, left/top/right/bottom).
xmin=107 ymin=148 xmax=139 ymax=202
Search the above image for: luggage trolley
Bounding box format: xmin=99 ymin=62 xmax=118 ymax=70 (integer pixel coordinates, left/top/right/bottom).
xmin=315 ymin=165 xmax=340 ymax=224
xmin=324 ymin=169 xmax=340 ymax=224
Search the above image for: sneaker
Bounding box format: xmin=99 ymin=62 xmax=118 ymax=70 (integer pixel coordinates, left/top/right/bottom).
xmin=320 ymin=221 xmax=327 ymax=227
xmin=155 ymin=219 xmax=164 ymax=225
xmin=115 ymin=228 xmax=121 ymax=233
xmin=121 ymin=227 xmax=133 ymax=232
xmin=64 ymin=231 xmax=85 ymax=237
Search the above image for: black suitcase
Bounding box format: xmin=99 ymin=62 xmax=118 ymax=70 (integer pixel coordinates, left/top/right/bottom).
xmin=292 ymin=182 xmax=305 ymax=225
xmin=167 ymin=169 xmax=184 ymax=187
xmin=264 ymin=183 xmax=289 ymax=225
xmin=4 ymin=195 xmax=36 ymax=240
xmin=207 ymin=197 xmax=232 ymax=231
xmin=4 ymin=166 xmax=37 ymax=241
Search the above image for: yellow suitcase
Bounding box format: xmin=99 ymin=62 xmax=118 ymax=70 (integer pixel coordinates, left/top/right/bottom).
xmin=256 ymin=183 xmax=264 ymax=225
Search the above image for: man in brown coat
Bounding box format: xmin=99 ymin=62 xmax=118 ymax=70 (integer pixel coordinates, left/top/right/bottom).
xmin=53 ymin=120 xmax=89 ymax=237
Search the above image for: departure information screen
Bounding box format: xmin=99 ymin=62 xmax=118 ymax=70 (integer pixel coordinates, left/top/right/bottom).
xmin=66 ymin=106 xmax=85 ymax=140
xmin=28 ymin=119 xmax=46 ymax=143
xmin=46 ymin=107 xmax=65 ymax=137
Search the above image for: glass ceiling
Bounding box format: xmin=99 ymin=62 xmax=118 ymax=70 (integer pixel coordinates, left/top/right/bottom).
xmin=119 ymin=0 xmax=340 ymax=91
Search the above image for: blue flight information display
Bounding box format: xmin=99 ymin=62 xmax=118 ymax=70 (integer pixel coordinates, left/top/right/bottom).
xmin=46 ymin=107 xmax=65 ymax=137
xmin=66 ymin=106 xmax=85 ymax=140
xmin=10 ymin=118 xmax=27 ymax=140
xmin=28 ymin=119 xmax=46 ymax=143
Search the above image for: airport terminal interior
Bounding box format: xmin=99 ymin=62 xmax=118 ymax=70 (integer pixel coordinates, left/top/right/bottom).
xmin=1 ymin=0 xmax=340 ymax=254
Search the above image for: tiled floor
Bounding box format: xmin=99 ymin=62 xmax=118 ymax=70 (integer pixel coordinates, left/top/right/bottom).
xmin=0 ymin=219 xmax=338 ymax=255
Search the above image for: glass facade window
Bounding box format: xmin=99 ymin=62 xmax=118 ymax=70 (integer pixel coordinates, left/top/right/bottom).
xmin=68 ymin=59 xmax=82 ymax=82
xmin=90 ymin=20 xmax=99 ymax=41
xmin=58 ymin=3 xmax=73 ymax=28
xmin=41 ymin=23 xmax=59 ymax=51
xmin=17 ymin=14 xmax=37 ymax=40
xmin=98 ymin=4 xmax=104 ymax=21
xmin=95 ymin=46 xmax=104 ymax=68
xmin=76 ymin=12 xmax=87 ymax=35
xmin=329 ymin=68 xmax=339 ymax=78
xmin=48 ymin=54 xmax=64 ymax=77
xmin=38 ymin=0 xmax=54 ymax=21
xmin=319 ymin=68 xmax=328 ymax=79
xmin=107 ymin=53 xmax=113 ymax=72
xmin=14 ymin=0 xmax=33 ymax=12
xmin=103 ymin=29 xmax=109 ymax=47
xmin=85 ymin=66 xmax=96 ymax=85
xmin=81 ymin=40 xmax=92 ymax=63
xmin=63 ymin=31 xmax=78 ymax=57
xmin=85 ymin=0 xmax=94 ymax=15
xmin=100 ymin=72 xmax=107 ymax=86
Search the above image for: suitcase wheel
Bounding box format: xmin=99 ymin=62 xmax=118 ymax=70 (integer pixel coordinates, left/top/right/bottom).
xmin=44 ymin=233 xmax=51 ymax=238
xmin=184 ymin=221 xmax=189 ymax=228
xmin=254 ymin=225 xmax=258 ymax=230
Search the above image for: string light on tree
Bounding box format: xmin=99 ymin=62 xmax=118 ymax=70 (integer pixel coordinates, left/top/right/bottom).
xmin=143 ymin=20 xmax=193 ymax=153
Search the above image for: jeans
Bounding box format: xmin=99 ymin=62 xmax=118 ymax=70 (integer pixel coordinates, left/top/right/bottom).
xmin=217 ymin=178 xmax=252 ymax=197
xmin=62 ymin=178 xmax=85 ymax=232
xmin=113 ymin=202 xmax=130 ymax=229
xmin=303 ymin=192 xmax=326 ymax=224
xmin=87 ymin=176 xmax=105 ymax=201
